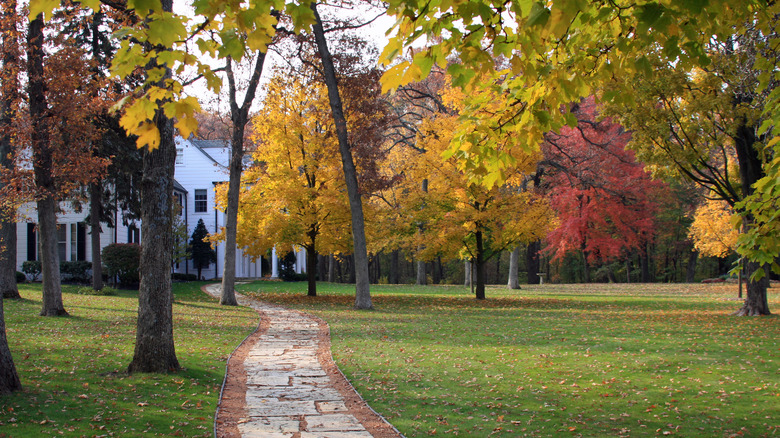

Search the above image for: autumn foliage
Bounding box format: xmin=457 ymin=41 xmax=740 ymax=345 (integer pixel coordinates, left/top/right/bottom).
xmin=542 ymin=98 xmax=663 ymax=279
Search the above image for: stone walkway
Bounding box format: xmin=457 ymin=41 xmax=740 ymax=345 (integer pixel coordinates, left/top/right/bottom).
xmin=204 ymin=284 xmax=393 ymax=438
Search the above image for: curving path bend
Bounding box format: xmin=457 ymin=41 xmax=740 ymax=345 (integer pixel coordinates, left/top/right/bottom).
xmin=203 ymin=284 xmax=402 ymax=438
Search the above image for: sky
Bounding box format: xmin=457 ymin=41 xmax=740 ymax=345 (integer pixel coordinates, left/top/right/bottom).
xmin=180 ymin=3 xmax=398 ymax=115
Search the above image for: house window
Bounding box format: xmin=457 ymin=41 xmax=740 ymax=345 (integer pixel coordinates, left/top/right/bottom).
xmin=27 ymin=223 xmax=36 ymax=261
xmin=128 ymin=224 xmax=140 ymax=244
xmin=70 ymin=223 xmax=78 ymax=261
xmin=57 ymin=224 xmax=67 ymax=262
xmin=174 ymin=192 xmax=184 ymax=215
xmin=194 ymin=189 xmax=207 ymax=213
xmin=175 ymin=148 xmax=184 ymax=165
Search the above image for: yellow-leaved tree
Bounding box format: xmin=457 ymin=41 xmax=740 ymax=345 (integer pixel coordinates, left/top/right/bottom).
xmin=386 ymin=80 xmax=555 ymax=299
xmin=217 ymin=67 xmax=353 ymax=297
xmin=689 ymin=199 xmax=739 ymax=259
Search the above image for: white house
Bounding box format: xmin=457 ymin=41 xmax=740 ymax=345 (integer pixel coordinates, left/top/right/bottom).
xmin=14 ymin=136 xmax=306 ymax=280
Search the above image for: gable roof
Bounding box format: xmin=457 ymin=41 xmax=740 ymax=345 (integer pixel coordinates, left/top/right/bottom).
xmin=189 ymin=139 xmax=230 ymax=168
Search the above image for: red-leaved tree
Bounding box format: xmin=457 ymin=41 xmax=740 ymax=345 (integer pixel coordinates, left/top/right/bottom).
xmin=543 ymin=97 xmax=664 ymax=282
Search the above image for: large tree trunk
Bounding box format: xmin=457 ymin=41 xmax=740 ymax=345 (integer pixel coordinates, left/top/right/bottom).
xmin=28 ymin=14 xmax=66 ymax=317
xmin=37 ymin=198 xmax=65 ymax=315
xmin=128 ymin=0 xmax=180 ymax=372
xmin=0 ymin=295 xmax=21 ymax=394
xmin=526 ymin=240 xmax=540 ymax=284
xmin=734 ymin=262 xmax=770 ymax=316
xmin=475 ymin=230 xmax=486 ymax=300
xmin=507 ymin=246 xmax=520 ymax=289
xmin=128 ymin=114 xmax=180 ymax=373
xmin=0 ymin=0 xmax=20 ymax=301
xmin=311 ymin=5 xmax=371 ymax=309
xmin=90 ymin=181 xmax=104 ymax=291
xmin=733 ymin=118 xmax=770 ymax=315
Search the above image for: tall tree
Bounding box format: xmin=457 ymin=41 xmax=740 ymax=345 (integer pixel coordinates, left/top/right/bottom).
xmin=27 ymin=12 xmax=66 ymax=316
xmin=542 ymin=97 xmax=662 ymax=282
xmin=125 ymin=0 xmax=181 ymax=373
xmin=394 ymin=81 xmax=553 ymax=298
xmin=604 ymin=28 xmax=774 ymax=313
xmin=229 ymin=69 xmax=353 ymax=297
xmin=219 ymin=50 xmax=268 ymax=306
xmin=0 ymin=0 xmax=21 ymax=394
xmin=0 ymin=0 xmax=21 ymax=300
xmin=310 ymin=2 xmax=372 ymax=309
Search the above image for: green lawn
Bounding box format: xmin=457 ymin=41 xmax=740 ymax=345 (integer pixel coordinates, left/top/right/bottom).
xmin=238 ymin=281 xmax=779 ymax=437
xmin=1 ymin=282 xmax=257 ymax=437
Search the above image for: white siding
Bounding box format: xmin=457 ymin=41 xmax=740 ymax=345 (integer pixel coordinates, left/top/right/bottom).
xmin=13 ymin=136 xmax=296 ymax=280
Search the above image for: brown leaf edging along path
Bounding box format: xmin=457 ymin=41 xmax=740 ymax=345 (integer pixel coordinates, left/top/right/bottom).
xmin=202 ymin=284 xmax=403 ymax=438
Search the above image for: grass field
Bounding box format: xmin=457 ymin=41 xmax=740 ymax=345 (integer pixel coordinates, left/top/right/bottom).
xmin=238 ymin=281 xmax=779 ymax=437
xmin=1 ymin=282 xmax=257 ymax=437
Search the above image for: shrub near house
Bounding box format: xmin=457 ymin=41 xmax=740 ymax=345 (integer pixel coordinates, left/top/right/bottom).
xmin=102 ymin=243 xmax=141 ymax=287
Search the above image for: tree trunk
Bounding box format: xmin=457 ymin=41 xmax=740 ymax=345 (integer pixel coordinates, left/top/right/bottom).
xmin=416 ymin=259 xmax=426 ymax=285
xmin=0 ymin=0 xmax=20 ymax=301
xmin=328 ymin=254 xmax=335 ymax=282
xmin=28 ymin=14 xmax=66 ymax=316
xmin=311 ymin=4 xmax=371 ymax=309
xmin=475 ymin=230 xmax=486 ymax=300
xmin=0 ymin=295 xmax=21 ymax=394
xmin=734 ymin=261 xmax=770 ymax=315
xmin=90 ymin=181 xmax=104 ymax=291
xmin=306 ymin=239 xmax=317 ymax=297
xmin=219 ymin=123 xmax=242 ymax=306
xmin=686 ymin=250 xmax=698 ymax=283
xmin=526 ymin=240 xmax=540 ymax=284
xmin=128 ymin=115 xmax=180 ymax=373
xmin=0 ymin=5 xmax=19 ymax=300
xmin=464 ymin=260 xmax=472 ymax=286
xmin=221 ymin=51 xmax=267 ymax=306
xmin=128 ymin=0 xmax=180 ymax=371
xmin=0 ymin=221 xmax=19 ymax=299
xmin=507 ymin=246 xmax=520 ymax=289
xmin=732 ymin=118 xmax=770 ymax=315
xmin=433 ymin=256 xmax=442 ymax=284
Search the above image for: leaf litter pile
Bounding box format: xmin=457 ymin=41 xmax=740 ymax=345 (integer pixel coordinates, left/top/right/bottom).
xmin=2 ymin=282 xmax=257 ymax=437
xmin=242 ymin=282 xmax=779 ymax=437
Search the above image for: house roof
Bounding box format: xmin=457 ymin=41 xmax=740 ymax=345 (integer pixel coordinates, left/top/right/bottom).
xmin=190 ymin=139 xmax=230 ymax=168
xmin=173 ymin=179 xmax=187 ymax=194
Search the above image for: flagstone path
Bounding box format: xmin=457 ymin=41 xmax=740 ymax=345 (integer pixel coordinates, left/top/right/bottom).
xmin=203 ymin=284 xmax=402 ymax=438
